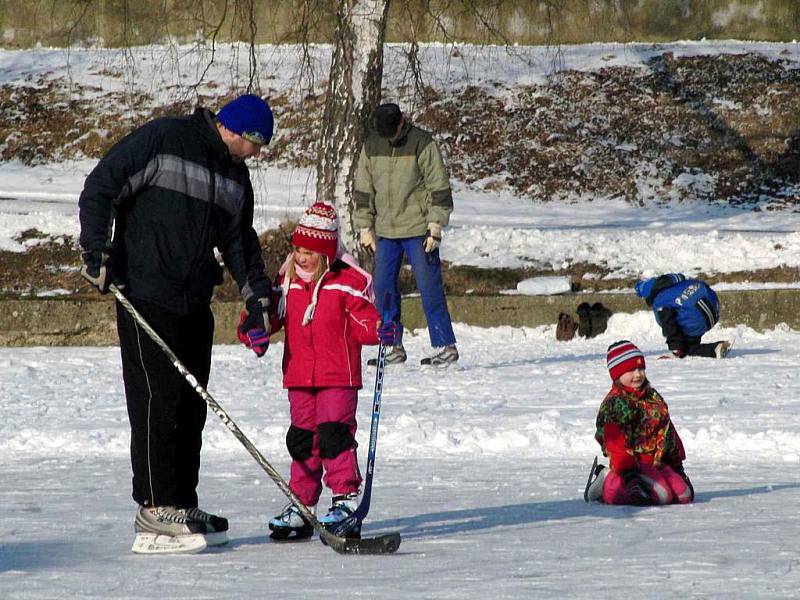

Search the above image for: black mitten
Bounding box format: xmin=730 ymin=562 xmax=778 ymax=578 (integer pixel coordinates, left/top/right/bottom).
xmin=621 ymin=469 xmax=650 ymax=506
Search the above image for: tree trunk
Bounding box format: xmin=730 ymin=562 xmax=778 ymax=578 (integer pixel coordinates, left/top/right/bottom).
xmin=315 ymin=0 xmax=390 ymax=262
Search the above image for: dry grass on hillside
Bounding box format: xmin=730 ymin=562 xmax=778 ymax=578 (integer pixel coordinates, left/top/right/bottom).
xmin=3 ymin=52 xmax=800 ymax=298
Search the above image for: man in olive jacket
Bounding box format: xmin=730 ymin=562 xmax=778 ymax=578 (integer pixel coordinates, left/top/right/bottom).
xmin=353 ymin=103 xmax=458 ymax=366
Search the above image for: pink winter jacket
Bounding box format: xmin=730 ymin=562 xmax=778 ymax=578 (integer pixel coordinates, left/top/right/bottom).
xmin=271 ymin=259 xmax=380 ymax=389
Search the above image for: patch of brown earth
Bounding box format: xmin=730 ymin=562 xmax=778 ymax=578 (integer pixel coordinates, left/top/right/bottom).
xmin=3 ymin=227 xmax=797 ymax=302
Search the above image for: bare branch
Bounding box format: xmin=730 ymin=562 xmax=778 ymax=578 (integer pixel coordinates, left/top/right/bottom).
xmin=187 ymin=0 xmax=230 ymax=101
xmin=246 ymin=0 xmax=259 ymax=92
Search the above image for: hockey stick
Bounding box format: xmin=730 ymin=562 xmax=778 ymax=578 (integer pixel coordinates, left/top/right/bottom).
xmin=331 ymin=323 xmax=388 ymax=537
xmin=110 ymin=284 xmax=400 ymax=555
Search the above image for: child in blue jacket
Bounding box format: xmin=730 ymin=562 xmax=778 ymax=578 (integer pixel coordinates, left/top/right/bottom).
xmin=635 ymin=274 xmax=730 ymax=358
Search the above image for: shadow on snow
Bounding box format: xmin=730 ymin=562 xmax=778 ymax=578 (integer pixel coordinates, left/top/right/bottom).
xmin=363 ymin=482 xmax=800 ymax=541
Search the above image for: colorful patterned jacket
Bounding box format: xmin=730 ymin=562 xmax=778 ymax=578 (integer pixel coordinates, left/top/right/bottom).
xmin=595 ymin=381 xmax=686 ymax=473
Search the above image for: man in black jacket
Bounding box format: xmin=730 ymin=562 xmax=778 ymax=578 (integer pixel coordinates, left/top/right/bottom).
xmin=79 ymin=94 xmax=273 ymax=552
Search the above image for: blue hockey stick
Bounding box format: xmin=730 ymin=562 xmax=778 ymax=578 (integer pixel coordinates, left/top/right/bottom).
xmin=331 ymin=307 xmax=390 ymax=537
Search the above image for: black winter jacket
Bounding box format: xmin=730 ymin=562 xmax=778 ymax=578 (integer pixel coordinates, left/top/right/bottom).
xmin=79 ymin=108 xmax=269 ymax=314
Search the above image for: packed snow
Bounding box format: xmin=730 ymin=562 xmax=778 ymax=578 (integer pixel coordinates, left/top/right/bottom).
xmin=4 ymin=161 xmax=800 ymax=281
xmin=2 ymin=39 xmax=800 ymax=598
xmin=512 ymin=275 xmax=572 ymax=295
xmin=3 ymin=317 xmax=800 ymax=598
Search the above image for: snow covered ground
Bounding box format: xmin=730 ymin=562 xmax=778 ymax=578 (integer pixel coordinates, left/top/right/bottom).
xmin=3 ymin=316 xmax=800 ymax=598
xmin=4 ymin=160 xmax=800 ymax=283
xmin=3 ymin=39 xmax=800 ymax=598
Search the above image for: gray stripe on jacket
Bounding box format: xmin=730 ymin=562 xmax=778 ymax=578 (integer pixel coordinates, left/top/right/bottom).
xmin=119 ymin=154 xmax=245 ymax=216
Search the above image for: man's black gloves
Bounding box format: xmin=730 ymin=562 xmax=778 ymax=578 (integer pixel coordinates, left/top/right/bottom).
xmin=237 ymin=297 xmax=271 ymax=357
xmin=80 ymin=251 xmax=114 ymax=294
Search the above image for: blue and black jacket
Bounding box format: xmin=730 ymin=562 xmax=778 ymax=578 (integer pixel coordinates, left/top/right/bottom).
xmin=635 ymin=274 xmax=719 ymax=352
xmin=79 ymin=107 xmax=269 ymax=314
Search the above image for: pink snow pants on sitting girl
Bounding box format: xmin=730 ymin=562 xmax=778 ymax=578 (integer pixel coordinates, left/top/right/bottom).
xmin=602 ymin=464 xmax=693 ymax=505
xmin=286 ymin=387 xmax=362 ymax=508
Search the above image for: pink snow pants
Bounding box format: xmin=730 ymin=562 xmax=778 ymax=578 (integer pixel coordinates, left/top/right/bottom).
xmin=602 ymin=464 xmax=693 ymax=505
xmin=287 ymin=387 xmax=362 ymax=507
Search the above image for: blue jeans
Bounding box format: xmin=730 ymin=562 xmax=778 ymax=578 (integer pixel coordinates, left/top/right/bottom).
xmin=374 ymin=236 xmax=456 ymax=348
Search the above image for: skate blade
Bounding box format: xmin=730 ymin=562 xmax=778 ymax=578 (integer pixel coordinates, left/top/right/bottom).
xmin=131 ymin=533 xmax=207 ymax=554
xmin=269 ymin=528 xmax=314 ymax=543
xmin=269 ymin=534 xmax=314 ymax=543
xmin=584 ymin=456 xmax=599 ymax=503
xmin=204 ymin=531 xmax=229 ymax=547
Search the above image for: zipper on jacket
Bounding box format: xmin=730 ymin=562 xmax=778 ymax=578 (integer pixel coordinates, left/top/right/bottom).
xmin=389 ymin=145 xmax=396 ymax=231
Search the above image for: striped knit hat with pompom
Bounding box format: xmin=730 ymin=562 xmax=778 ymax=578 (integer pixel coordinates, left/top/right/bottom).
xmin=291 ymin=202 xmax=339 ymax=265
xmin=606 ymin=340 xmax=646 ymax=381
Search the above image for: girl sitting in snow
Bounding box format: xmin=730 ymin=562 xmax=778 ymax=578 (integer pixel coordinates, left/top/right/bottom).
xmin=585 ymin=340 xmax=694 ymax=506
xmin=241 ymin=202 xmax=395 ymax=541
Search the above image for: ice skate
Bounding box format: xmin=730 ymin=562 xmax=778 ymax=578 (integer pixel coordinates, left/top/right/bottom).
xmin=131 ymin=532 xmax=207 ymax=554
xmin=319 ymin=493 xmax=361 ymax=539
xmin=368 ymin=344 xmax=407 ymax=366
xmin=269 ymin=502 xmax=315 ymax=542
xmin=132 ymin=505 xmax=208 ymax=554
xmin=715 ymin=341 xmax=732 ymax=359
xmin=584 ymin=457 xmax=607 ymax=503
xmin=185 ymin=507 xmax=229 ymax=546
xmin=420 ymin=345 xmax=459 ymax=366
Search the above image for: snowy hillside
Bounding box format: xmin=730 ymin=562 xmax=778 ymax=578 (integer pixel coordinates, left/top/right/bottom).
xmin=3 ymin=40 xmax=800 ymax=289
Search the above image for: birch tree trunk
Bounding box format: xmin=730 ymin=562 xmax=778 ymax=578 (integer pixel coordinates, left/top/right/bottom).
xmin=315 ymin=0 xmax=390 ymax=260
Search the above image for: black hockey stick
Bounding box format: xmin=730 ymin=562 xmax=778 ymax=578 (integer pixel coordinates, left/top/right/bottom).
xmin=332 ymin=341 xmax=386 ymax=535
xmin=110 ymin=285 xmax=400 ymax=555
xmin=331 ymin=308 xmax=389 ymax=537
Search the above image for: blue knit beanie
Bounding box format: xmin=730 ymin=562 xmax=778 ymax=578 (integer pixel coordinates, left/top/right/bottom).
xmin=217 ymin=94 xmax=273 ymax=145
xmin=634 ymin=279 xmax=652 ymax=299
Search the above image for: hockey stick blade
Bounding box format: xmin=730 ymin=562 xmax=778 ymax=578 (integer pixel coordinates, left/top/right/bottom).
xmin=320 ymin=529 xmax=401 ymax=555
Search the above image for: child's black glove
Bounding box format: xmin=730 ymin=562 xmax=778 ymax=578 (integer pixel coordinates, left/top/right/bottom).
xmin=621 ymin=469 xmax=650 ymax=506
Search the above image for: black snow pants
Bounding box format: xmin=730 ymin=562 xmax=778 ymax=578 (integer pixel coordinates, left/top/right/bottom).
xmin=684 ymin=336 xmax=719 ymax=358
xmin=116 ymin=298 xmax=214 ymax=509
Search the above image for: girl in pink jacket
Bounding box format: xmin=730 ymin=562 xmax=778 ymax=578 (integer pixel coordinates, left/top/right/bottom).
xmin=261 ymin=202 xmax=394 ymax=541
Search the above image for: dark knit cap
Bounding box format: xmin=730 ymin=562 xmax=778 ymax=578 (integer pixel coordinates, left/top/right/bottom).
xmin=217 ymin=94 xmax=273 ymax=145
xmin=372 ymin=103 xmax=402 ymax=138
